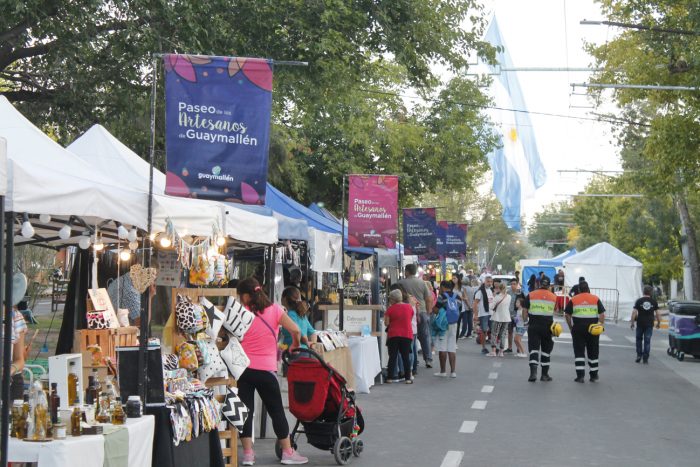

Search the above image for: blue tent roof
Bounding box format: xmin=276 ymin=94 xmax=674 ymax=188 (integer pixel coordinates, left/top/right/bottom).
xmin=234 ymin=202 xmax=310 ymax=241
xmin=538 ymin=248 xmax=578 ymax=267
xmin=265 ymin=184 xmax=340 ymax=233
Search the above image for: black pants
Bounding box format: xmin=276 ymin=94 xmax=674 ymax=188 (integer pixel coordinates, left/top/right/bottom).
xmin=527 ymin=319 xmax=554 ymax=369
xmin=572 ymin=322 xmax=599 ymax=377
xmin=237 ymin=368 xmax=289 ymax=440
xmin=387 ymin=337 xmax=412 ymax=379
xmin=11 ymin=373 xmax=24 ymax=400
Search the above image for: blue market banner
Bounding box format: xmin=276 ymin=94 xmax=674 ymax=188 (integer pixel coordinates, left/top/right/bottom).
xmin=163 ymin=54 xmax=273 ymax=203
xmin=402 ymin=208 xmax=437 ymax=256
xmin=445 ymin=223 xmax=467 ymax=259
xmin=435 ymin=220 xmax=448 ymax=259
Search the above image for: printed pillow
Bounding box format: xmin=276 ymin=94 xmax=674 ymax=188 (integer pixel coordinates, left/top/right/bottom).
xmin=222 ymin=296 xmax=255 ymax=340
xmin=197 ymin=339 xmax=227 ymax=383
xmin=219 ymin=337 xmax=249 ymax=380
xmin=201 ymin=297 xmax=226 ymax=340
xmin=221 ymin=386 xmax=249 ymax=433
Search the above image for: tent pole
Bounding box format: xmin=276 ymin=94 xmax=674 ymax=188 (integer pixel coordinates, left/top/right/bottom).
xmin=0 ymin=206 xmax=10 ymax=467
xmin=339 ymin=176 xmax=346 ymax=331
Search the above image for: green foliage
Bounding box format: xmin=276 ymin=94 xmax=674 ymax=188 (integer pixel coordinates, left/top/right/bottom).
xmin=1 ymin=0 xmax=497 ymax=209
xmin=528 ymin=202 xmax=572 ymax=255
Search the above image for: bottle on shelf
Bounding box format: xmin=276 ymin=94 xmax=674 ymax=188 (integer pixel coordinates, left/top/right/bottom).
xmin=33 ymin=391 xmax=49 ymax=440
xmin=70 ymin=407 xmax=82 ymax=436
xmin=67 ymin=361 xmax=79 ymax=406
xmin=11 ymin=400 xmax=25 ymax=439
xmin=53 ymin=415 xmax=67 ymax=440
xmin=91 ymin=368 xmax=102 ymax=393
xmin=85 ymin=376 xmax=98 ymax=405
xmin=49 ymin=383 xmax=60 ymax=425
xmin=96 ymin=393 xmax=111 ymax=424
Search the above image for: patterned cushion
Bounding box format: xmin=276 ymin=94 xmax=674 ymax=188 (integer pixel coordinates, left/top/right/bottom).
xmin=196 ymin=339 xmax=227 ymax=383
xmin=221 ymin=387 xmax=249 ymax=433
xmin=219 ymin=338 xmax=249 ymax=380
xmin=222 ymin=296 xmax=255 ymax=340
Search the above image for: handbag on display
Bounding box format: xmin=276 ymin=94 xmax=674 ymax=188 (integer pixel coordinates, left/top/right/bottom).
xmin=175 ymin=342 xmax=199 ymax=371
xmin=219 ymin=338 xmax=249 ymax=380
xmin=87 ymin=311 xmax=109 ymax=329
xmin=162 ymin=354 xmax=180 ymax=371
xmin=175 ymin=294 xmax=205 ymax=334
xmin=222 ymin=296 xmax=255 ymax=340
xmin=221 ymin=386 xmax=249 ymax=433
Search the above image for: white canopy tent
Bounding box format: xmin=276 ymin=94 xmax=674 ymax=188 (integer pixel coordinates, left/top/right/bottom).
xmin=0 ymin=97 xmax=148 ymax=234
xmin=68 ymin=124 xmax=278 ymax=245
xmin=563 ymin=242 xmax=643 ymax=321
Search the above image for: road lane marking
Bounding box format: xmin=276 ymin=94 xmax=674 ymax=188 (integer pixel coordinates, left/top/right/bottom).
xmin=493 ymin=362 xmax=502 ymax=368
xmin=440 ymin=451 xmax=464 ymax=467
xmin=481 ymin=385 xmax=494 ymax=393
xmin=471 ymin=400 xmax=488 ymax=410
xmin=459 ymin=421 xmax=478 ymax=433
xmin=625 ymin=336 xmax=636 ymax=343
xmin=600 ymin=335 xmax=612 ymax=342
xmin=488 ymin=372 xmax=498 ymax=380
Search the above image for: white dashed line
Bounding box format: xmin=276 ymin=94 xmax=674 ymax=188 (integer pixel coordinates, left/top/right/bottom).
xmin=440 ymin=451 xmax=465 ymax=467
xmin=625 ymin=336 xmax=636 ymax=343
xmin=493 ymin=362 xmax=502 ymax=368
xmin=471 ymin=400 xmax=488 ymax=410
xmin=481 ymin=385 xmax=494 ymax=393
xmin=459 ymin=421 xmax=478 ymax=433
xmin=488 ymin=372 xmax=498 ymax=380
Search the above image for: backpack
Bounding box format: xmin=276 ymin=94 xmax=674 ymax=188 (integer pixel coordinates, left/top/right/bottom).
xmin=431 ymin=309 xmax=449 ymax=335
xmin=443 ymin=292 xmax=460 ymax=324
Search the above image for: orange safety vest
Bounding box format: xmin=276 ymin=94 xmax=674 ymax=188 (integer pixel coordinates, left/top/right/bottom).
xmin=527 ymin=289 xmax=557 ymax=316
xmin=570 ymin=293 xmax=601 ymax=319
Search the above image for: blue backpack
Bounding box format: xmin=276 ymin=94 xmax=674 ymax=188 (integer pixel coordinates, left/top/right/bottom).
xmin=432 ymin=309 xmax=449 ymax=335
xmin=444 ymin=292 xmax=460 ymax=324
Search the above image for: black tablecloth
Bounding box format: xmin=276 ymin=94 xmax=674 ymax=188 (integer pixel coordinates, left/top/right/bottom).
xmin=146 ymin=406 xmax=224 ymax=467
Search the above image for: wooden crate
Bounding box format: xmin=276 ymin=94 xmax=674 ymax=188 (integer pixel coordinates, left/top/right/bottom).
xmin=74 ymin=327 xmax=139 ymax=382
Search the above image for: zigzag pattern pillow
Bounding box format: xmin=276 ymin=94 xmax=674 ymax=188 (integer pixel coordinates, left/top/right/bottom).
xmin=222 ymin=296 xmax=255 ymax=340
xmin=221 ymin=386 xmax=249 ymax=433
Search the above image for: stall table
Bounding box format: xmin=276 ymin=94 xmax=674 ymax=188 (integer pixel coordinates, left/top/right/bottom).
xmin=7 ymin=414 xmax=155 ymax=467
xmin=348 ymin=336 xmax=381 ymax=393
xmin=309 ymin=343 xmax=356 ymax=390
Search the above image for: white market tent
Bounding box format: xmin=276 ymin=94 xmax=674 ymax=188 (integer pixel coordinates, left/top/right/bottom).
xmin=563 ymin=242 xmax=642 ymax=321
xmin=68 ymin=124 xmax=278 ymax=245
xmin=0 ymin=97 xmax=148 ymax=237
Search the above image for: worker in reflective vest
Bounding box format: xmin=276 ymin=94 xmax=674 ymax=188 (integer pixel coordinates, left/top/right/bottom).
xmin=522 ymin=277 xmax=557 ymax=382
xmin=564 ymin=281 xmax=606 ymax=383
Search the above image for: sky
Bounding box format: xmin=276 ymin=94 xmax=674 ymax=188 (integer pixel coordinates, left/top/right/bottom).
xmin=474 ymin=0 xmax=622 ymax=223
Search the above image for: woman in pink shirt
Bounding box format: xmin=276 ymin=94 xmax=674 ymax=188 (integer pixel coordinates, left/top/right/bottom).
xmin=237 ymin=278 xmax=308 ymax=465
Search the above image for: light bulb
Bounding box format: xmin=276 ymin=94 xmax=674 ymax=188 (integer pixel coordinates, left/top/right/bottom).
xmin=39 ymin=214 xmax=51 ymax=224
xmin=381 ymin=268 xmax=388 ymax=275
xmin=117 ymin=224 xmax=129 ymax=239
xmin=207 ymin=246 xmax=219 ymax=258
xmin=119 ymin=250 xmax=132 ymax=261
xmin=159 ymin=237 xmax=172 ymax=248
xmin=21 ymin=220 xmax=35 ymax=238
xmin=127 ymin=228 xmax=138 ymax=242
xmin=362 ymin=272 xmax=372 ymax=281
xmin=149 ymin=232 xmax=157 ymax=241
xmin=93 ymin=241 xmax=104 ymax=252
xmin=58 ymin=224 xmax=72 ymax=240
xmin=216 ymin=236 xmax=226 ymax=247
xmin=128 ymin=241 xmax=138 ymax=251
xmin=78 ymin=236 xmax=91 ymax=249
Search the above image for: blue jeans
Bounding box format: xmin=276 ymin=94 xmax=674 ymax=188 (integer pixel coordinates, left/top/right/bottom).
xmin=636 ymin=325 xmax=653 ymax=359
xmin=395 ymin=335 xmax=417 ymax=375
xmin=457 ymin=309 xmax=473 ymax=338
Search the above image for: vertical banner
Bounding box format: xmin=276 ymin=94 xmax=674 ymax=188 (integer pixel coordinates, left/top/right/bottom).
xmin=435 ymin=220 xmax=448 ymax=258
xmin=348 ymin=175 xmax=399 ymax=248
xmin=446 ymin=223 xmax=468 ymax=259
xmin=163 ymin=54 xmax=273 ymax=203
xmin=402 ymin=208 xmax=437 ymax=256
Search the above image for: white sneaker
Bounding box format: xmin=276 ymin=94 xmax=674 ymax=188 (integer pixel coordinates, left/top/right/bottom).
xmin=434 ymin=372 xmax=447 ymax=377
xmin=450 ymin=372 xmax=457 ymax=378
xmin=516 ymin=352 xmax=527 ymax=358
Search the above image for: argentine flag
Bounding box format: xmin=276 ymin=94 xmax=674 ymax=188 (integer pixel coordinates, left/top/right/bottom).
xmin=484 ymin=16 xmax=547 ymax=231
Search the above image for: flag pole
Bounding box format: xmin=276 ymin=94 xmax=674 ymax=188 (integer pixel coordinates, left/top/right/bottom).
xmin=339 ymin=175 xmax=346 ymax=331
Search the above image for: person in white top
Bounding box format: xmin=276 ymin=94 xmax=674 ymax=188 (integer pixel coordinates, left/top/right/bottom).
xmin=473 ymin=275 xmax=494 ymax=354
xmin=489 ymin=281 xmax=512 ymax=357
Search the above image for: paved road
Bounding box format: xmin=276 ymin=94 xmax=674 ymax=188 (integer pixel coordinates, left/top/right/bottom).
xmin=249 ymin=321 xmax=700 ymax=466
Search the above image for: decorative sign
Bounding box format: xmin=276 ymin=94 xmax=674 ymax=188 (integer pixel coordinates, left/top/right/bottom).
xmin=163 ymin=54 xmax=273 ymax=203
xmin=347 ymin=175 xmax=399 ymax=248
xmin=435 ymin=220 xmax=448 ymax=259
xmin=87 ymin=288 xmax=119 ymax=328
xmin=402 ymin=208 xmax=437 ymax=256
xmin=156 ymin=250 xmax=182 ymax=287
xmin=445 ymin=223 xmax=468 ymax=259
xmin=325 ymin=309 xmax=374 ymax=333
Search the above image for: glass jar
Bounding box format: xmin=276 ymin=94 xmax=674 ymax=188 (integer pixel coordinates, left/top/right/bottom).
xmin=126 ymin=396 xmax=142 ymax=418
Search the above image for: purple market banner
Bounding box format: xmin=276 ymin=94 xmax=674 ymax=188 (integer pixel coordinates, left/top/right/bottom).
xmin=348 ymin=175 xmax=399 ymax=248
xmin=163 ymin=54 xmax=273 ymax=203
xmin=435 ymin=221 xmax=448 ymax=258
xmin=403 ymin=208 xmax=437 ymax=256
xmin=446 ymin=223 xmax=468 ymax=258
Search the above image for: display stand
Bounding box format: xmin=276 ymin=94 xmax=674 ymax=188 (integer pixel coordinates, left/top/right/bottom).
xmin=73 ymin=327 xmax=139 ymax=382
xmin=317 ymin=304 xmax=383 ymax=335
xmin=169 ymin=288 xmax=239 ymax=467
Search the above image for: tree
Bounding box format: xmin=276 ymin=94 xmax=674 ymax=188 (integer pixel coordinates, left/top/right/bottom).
xmin=2 ymin=0 xmax=497 ymax=207
xmin=587 ymin=0 xmax=700 ymax=296
xmin=528 ymin=202 xmax=572 ymax=255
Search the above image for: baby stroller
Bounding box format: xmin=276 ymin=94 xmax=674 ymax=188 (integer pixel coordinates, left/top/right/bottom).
xmin=279 ymin=348 xmax=365 ymax=465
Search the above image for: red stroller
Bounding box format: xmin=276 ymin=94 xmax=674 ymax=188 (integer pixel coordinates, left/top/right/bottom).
xmin=278 ymin=348 xmax=365 ymax=465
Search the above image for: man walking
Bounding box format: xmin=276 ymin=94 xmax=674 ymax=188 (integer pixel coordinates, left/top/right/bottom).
xmin=472 ymin=275 xmax=494 ymax=355
xmin=522 ymin=277 xmax=557 ymax=382
xmin=631 ymin=285 xmax=661 ymax=364
xmin=564 ymin=281 xmax=606 ymax=382
xmin=399 ymin=264 xmax=434 ymax=369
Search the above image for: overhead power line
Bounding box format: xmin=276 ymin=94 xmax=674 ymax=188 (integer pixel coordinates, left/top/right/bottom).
xmin=573 ymin=83 xmax=700 ymax=92
xmin=581 ymin=19 xmax=700 ymax=36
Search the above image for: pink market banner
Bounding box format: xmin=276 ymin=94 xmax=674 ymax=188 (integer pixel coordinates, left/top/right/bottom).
xmin=446 ymin=223 xmax=468 ymax=258
xmin=163 ymin=54 xmax=273 ymax=203
xmin=403 ymin=208 xmax=437 ymax=256
xmin=348 ymin=175 xmax=399 ymax=248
